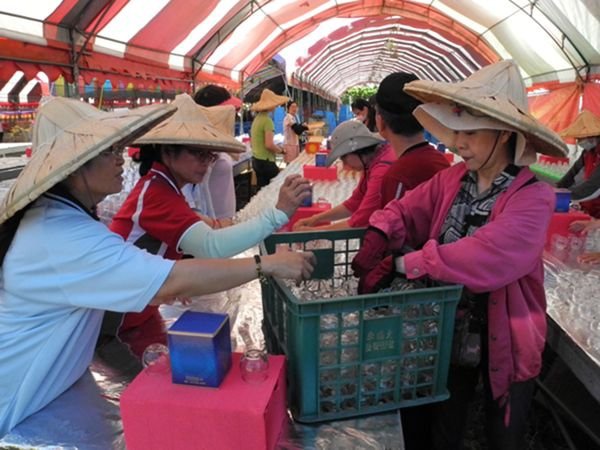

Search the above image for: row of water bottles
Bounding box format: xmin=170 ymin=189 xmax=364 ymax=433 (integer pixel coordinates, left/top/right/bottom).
xmin=549 ymin=229 xmax=600 ymax=266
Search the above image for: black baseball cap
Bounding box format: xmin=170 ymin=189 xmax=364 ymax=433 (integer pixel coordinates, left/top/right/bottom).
xmin=375 ymin=72 xmax=421 ymax=115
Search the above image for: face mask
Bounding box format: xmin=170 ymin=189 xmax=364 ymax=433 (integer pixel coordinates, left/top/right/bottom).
xmin=578 ymin=138 xmax=598 ymax=150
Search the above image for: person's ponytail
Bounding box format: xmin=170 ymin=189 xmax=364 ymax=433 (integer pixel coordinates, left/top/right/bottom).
xmin=135 ymin=145 xmax=159 ymax=176
xmin=0 ymin=204 xmax=32 ymax=267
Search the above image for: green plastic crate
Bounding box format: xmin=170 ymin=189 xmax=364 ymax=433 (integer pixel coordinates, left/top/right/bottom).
xmin=260 ymin=228 xmax=462 ymax=423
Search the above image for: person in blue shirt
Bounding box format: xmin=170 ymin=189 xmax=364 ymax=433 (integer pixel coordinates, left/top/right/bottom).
xmin=0 ymin=97 xmax=315 ymax=436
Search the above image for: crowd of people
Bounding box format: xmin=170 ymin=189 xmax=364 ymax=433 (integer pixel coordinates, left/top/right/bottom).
xmin=1 ymin=58 xmax=599 ymax=450
xmin=0 ymin=93 xmax=314 ymax=435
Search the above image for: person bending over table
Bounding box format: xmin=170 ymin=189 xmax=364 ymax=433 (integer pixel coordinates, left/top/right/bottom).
xmin=0 ymin=97 xmax=314 ymax=437
xmin=293 ymin=120 xmax=395 ymax=231
xmin=104 ymin=94 xmax=312 ymax=348
xmin=352 ymin=60 xmax=568 ymax=450
xmin=556 ymin=110 xmax=600 ymax=218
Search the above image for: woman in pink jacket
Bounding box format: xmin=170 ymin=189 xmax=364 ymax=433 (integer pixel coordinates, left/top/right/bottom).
xmin=352 ymin=61 xmax=568 ymax=450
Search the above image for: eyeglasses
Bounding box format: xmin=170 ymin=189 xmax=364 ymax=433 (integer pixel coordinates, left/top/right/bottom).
xmin=100 ymin=146 xmax=125 ymax=158
xmin=185 ymin=149 xmax=218 ymax=163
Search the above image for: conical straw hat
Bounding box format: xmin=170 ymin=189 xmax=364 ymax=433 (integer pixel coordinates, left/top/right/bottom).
xmin=250 ymin=89 xmax=289 ymax=112
xmin=404 ymin=60 xmax=567 ymax=160
xmin=0 ymin=97 xmax=175 ymax=224
xmin=135 ymin=94 xmax=245 ymax=153
xmin=203 ymin=101 xmax=238 ymax=140
xmin=559 ymin=110 xmax=600 ymax=139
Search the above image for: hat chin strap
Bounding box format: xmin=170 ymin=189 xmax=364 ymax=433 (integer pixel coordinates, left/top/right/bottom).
xmin=80 ymin=170 xmax=99 ymax=213
xmin=473 ymin=131 xmax=502 ymax=173
xmin=357 ymin=149 xmax=378 ymax=171
xmin=357 ymin=153 xmax=367 ymax=171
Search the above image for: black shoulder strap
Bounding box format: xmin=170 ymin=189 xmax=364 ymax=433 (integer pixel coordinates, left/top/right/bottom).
xmin=519 ymin=174 xmax=539 ymax=190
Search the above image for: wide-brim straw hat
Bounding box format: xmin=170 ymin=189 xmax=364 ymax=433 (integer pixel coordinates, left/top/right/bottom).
xmin=250 ymin=89 xmax=289 ymax=112
xmin=403 ymin=60 xmax=567 ymax=163
xmin=0 ymin=97 xmax=175 ymax=224
xmin=326 ymin=120 xmax=385 ymax=166
xmin=135 ymin=94 xmax=245 ymax=153
xmin=559 ymin=110 xmax=600 ymax=139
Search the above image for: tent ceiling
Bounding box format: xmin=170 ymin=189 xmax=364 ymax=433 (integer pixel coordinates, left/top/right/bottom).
xmin=0 ymin=0 xmax=599 ymax=98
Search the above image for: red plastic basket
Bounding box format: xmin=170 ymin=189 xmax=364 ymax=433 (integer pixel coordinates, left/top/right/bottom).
xmin=278 ymin=202 xmax=332 ymax=232
xmin=303 ymin=165 xmax=337 ymax=181
xmin=545 ymin=211 xmax=591 ymax=251
xmin=539 ymin=154 xmax=570 ymax=165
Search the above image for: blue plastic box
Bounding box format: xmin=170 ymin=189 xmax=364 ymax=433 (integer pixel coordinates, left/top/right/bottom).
xmin=315 ymin=152 xmax=328 ymax=167
xmin=167 ymin=311 xmax=232 ymax=387
xmin=554 ymin=188 xmax=571 ymax=212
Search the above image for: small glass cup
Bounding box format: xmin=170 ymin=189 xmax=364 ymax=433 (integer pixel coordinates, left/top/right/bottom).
xmin=240 ymin=349 xmax=269 ymax=384
xmin=142 ymin=343 xmax=169 ymax=369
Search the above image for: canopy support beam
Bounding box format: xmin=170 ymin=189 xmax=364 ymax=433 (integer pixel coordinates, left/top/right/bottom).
xmin=68 ymin=0 xmax=116 ymax=96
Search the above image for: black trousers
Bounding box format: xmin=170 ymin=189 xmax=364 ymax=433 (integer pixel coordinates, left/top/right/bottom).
xmin=252 ymin=157 xmax=279 ymax=190
xmin=402 ymin=332 xmax=536 ymax=450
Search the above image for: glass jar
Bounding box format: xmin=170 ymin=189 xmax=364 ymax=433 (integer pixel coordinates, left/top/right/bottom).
xmin=240 ymin=349 xmax=269 ymax=384
xmin=142 ymin=343 xmax=169 ymax=368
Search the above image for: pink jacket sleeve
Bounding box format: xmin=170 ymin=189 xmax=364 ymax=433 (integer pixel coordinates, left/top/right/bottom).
xmin=369 ymin=168 xmax=453 ymax=251
xmin=404 ymin=181 xmax=555 ymax=293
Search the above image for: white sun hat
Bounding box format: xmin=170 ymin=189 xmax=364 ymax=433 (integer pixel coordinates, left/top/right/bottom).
xmin=326 ymin=120 xmax=385 ymax=166
xmin=404 ymin=60 xmax=568 ymax=166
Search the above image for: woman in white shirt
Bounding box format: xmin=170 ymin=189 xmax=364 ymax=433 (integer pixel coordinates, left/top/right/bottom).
xmin=0 ymin=97 xmax=315 ymax=436
xmin=283 ymin=100 xmax=307 ymax=163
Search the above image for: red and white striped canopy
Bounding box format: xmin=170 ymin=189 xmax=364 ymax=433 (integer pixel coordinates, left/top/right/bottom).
xmin=1 ymin=0 xmax=599 ymax=97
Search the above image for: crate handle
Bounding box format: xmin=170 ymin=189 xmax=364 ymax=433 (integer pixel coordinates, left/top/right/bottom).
xmin=261 ymin=228 xmax=367 ymax=254
xmin=363 ymin=305 xmax=402 ymax=319
xmin=309 ymin=248 xmax=334 ymax=279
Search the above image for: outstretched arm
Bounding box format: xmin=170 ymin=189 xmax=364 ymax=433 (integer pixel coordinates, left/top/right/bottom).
xmin=151 ymin=250 xmax=316 ymax=303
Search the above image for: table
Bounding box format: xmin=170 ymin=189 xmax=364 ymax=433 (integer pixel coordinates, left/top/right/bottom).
xmin=546 ymin=316 xmax=600 ymax=403
xmin=0 ymin=142 xmax=29 ymax=156
xmin=233 ymin=155 xmax=253 ymax=210
xmin=541 ymin=258 xmax=600 ymax=445
xmin=232 ymin=153 xmax=252 ymax=177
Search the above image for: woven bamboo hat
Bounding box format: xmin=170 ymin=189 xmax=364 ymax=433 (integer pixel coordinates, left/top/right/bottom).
xmin=404 ymin=60 xmax=567 ymax=164
xmin=135 ymin=94 xmax=245 ymax=153
xmin=250 ymin=89 xmax=289 ymax=112
xmin=0 ymin=97 xmax=175 ymax=224
xmin=559 ymin=110 xmax=600 ymax=139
